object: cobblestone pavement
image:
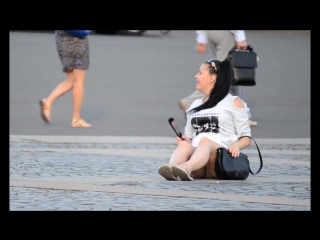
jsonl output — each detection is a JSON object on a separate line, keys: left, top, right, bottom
{"left": 9, "top": 135, "right": 310, "bottom": 211}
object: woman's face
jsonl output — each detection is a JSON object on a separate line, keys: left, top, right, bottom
{"left": 195, "top": 63, "right": 215, "bottom": 95}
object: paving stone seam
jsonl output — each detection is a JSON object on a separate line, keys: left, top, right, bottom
{"left": 10, "top": 180, "right": 309, "bottom": 207}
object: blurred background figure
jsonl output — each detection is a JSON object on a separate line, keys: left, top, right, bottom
{"left": 39, "top": 30, "right": 92, "bottom": 128}
{"left": 179, "top": 30, "right": 258, "bottom": 127}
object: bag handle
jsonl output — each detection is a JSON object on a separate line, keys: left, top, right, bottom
{"left": 239, "top": 136, "right": 263, "bottom": 175}
{"left": 229, "top": 44, "right": 254, "bottom": 53}
{"left": 228, "top": 45, "right": 259, "bottom": 62}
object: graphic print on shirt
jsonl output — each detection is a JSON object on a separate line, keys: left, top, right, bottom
{"left": 191, "top": 114, "right": 219, "bottom": 136}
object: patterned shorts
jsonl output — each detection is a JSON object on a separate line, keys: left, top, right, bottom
{"left": 55, "top": 30, "right": 89, "bottom": 72}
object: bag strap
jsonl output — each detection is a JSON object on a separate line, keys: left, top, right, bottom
{"left": 239, "top": 136, "right": 263, "bottom": 175}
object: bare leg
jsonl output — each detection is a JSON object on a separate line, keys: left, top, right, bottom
{"left": 158, "top": 140, "right": 195, "bottom": 180}
{"left": 69, "top": 69, "right": 91, "bottom": 127}
{"left": 168, "top": 140, "right": 195, "bottom": 166}
{"left": 40, "top": 70, "right": 74, "bottom": 122}
{"left": 181, "top": 138, "right": 223, "bottom": 179}
{"left": 46, "top": 70, "right": 74, "bottom": 105}
{"left": 40, "top": 69, "right": 91, "bottom": 127}
{"left": 71, "top": 69, "right": 85, "bottom": 121}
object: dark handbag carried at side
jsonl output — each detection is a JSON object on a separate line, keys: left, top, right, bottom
{"left": 228, "top": 45, "right": 258, "bottom": 86}
{"left": 215, "top": 136, "right": 263, "bottom": 180}
{"left": 64, "top": 30, "right": 90, "bottom": 39}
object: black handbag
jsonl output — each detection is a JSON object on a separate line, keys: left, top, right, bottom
{"left": 228, "top": 45, "right": 258, "bottom": 86}
{"left": 215, "top": 136, "right": 263, "bottom": 180}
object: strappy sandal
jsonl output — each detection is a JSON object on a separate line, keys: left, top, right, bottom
{"left": 172, "top": 163, "right": 193, "bottom": 181}
{"left": 71, "top": 119, "right": 92, "bottom": 128}
{"left": 39, "top": 99, "right": 51, "bottom": 123}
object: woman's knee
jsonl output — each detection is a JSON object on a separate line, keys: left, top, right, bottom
{"left": 198, "top": 138, "right": 221, "bottom": 149}
{"left": 198, "top": 137, "right": 211, "bottom": 145}
{"left": 176, "top": 140, "right": 194, "bottom": 154}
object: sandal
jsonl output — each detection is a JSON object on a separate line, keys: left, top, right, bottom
{"left": 158, "top": 164, "right": 177, "bottom": 181}
{"left": 71, "top": 119, "right": 92, "bottom": 128}
{"left": 39, "top": 99, "right": 51, "bottom": 123}
{"left": 172, "top": 163, "right": 193, "bottom": 181}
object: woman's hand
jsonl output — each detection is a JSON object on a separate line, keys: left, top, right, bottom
{"left": 228, "top": 137, "right": 251, "bottom": 157}
{"left": 176, "top": 135, "right": 191, "bottom": 144}
{"left": 228, "top": 143, "right": 241, "bottom": 157}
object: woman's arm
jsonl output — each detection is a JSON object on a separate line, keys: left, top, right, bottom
{"left": 228, "top": 97, "right": 252, "bottom": 157}
{"left": 228, "top": 137, "right": 251, "bottom": 157}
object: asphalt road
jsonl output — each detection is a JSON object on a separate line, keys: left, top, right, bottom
{"left": 9, "top": 30, "right": 310, "bottom": 138}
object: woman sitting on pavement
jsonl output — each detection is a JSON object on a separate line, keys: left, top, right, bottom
{"left": 158, "top": 58, "right": 252, "bottom": 181}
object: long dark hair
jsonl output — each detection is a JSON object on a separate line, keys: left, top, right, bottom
{"left": 188, "top": 58, "right": 232, "bottom": 114}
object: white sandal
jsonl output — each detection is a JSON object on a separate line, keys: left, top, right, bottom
{"left": 158, "top": 164, "right": 177, "bottom": 181}
{"left": 172, "top": 164, "right": 193, "bottom": 181}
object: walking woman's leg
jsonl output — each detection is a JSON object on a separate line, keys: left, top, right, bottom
{"left": 71, "top": 69, "right": 85, "bottom": 121}
{"left": 40, "top": 70, "right": 74, "bottom": 123}
{"left": 71, "top": 69, "right": 91, "bottom": 127}
{"left": 46, "top": 70, "right": 74, "bottom": 105}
